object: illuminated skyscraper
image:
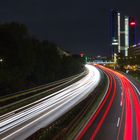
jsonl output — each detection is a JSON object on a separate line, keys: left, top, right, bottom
{"left": 110, "top": 10, "right": 118, "bottom": 46}
{"left": 124, "top": 16, "right": 129, "bottom": 56}
{"left": 110, "top": 10, "right": 120, "bottom": 62}
{"left": 129, "top": 17, "right": 136, "bottom": 47}
{"left": 110, "top": 10, "right": 136, "bottom": 59}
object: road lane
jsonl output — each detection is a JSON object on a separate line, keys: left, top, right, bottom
{"left": 76, "top": 66, "right": 120, "bottom": 140}
{"left": 0, "top": 65, "right": 101, "bottom": 140}
{"left": 76, "top": 66, "right": 140, "bottom": 140}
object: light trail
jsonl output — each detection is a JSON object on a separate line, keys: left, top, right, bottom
{"left": 123, "top": 78, "right": 133, "bottom": 140}
{"left": 110, "top": 70, "right": 140, "bottom": 140}
{"left": 0, "top": 65, "right": 101, "bottom": 140}
{"left": 117, "top": 78, "right": 126, "bottom": 140}
{"left": 76, "top": 65, "right": 140, "bottom": 140}
{"left": 103, "top": 67, "right": 140, "bottom": 140}
{"left": 125, "top": 78, "right": 140, "bottom": 140}
{"left": 90, "top": 72, "right": 116, "bottom": 140}
{"left": 76, "top": 69, "right": 114, "bottom": 140}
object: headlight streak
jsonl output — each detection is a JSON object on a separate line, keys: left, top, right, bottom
{"left": 1, "top": 65, "right": 101, "bottom": 140}
{"left": 76, "top": 69, "right": 114, "bottom": 140}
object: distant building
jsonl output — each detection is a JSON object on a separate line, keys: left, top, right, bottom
{"left": 110, "top": 10, "right": 119, "bottom": 57}
{"left": 110, "top": 10, "right": 137, "bottom": 61}
{"left": 129, "top": 17, "right": 136, "bottom": 47}
{"left": 128, "top": 44, "right": 140, "bottom": 56}
{"left": 128, "top": 44, "right": 140, "bottom": 65}
{"left": 110, "top": 10, "right": 129, "bottom": 57}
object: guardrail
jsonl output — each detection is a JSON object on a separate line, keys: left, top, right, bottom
{"left": 0, "top": 70, "right": 88, "bottom": 115}
{"left": 0, "top": 65, "right": 101, "bottom": 140}
{"left": 1, "top": 72, "right": 85, "bottom": 99}
{"left": 27, "top": 68, "right": 108, "bottom": 140}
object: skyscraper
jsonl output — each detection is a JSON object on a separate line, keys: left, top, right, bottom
{"left": 110, "top": 10, "right": 119, "bottom": 62}
{"left": 110, "top": 10, "right": 118, "bottom": 46}
{"left": 129, "top": 17, "right": 136, "bottom": 47}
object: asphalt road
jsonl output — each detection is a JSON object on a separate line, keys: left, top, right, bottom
{"left": 0, "top": 65, "right": 101, "bottom": 140}
{"left": 76, "top": 65, "right": 140, "bottom": 140}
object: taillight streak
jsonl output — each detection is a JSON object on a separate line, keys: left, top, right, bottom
{"left": 76, "top": 70, "right": 113, "bottom": 140}
{"left": 90, "top": 71, "right": 116, "bottom": 140}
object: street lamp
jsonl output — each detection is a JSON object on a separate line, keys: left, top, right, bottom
{"left": 0, "top": 59, "right": 3, "bottom": 62}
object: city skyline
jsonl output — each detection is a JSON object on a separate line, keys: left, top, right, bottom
{"left": 0, "top": 0, "right": 140, "bottom": 56}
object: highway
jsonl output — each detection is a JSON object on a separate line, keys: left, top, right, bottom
{"left": 0, "top": 65, "right": 101, "bottom": 140}
{"left": 0, "top": 70, "right": 87, "bottom": 114}
{"left": 76, "top": 65, "right": 140, "bottom": 140}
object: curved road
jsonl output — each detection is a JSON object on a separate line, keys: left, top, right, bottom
{"left": 0, "top": 65, "right": 101, "bottom": 140}
{"left": 76, "top": 65, "right": 140, "bottom": 140}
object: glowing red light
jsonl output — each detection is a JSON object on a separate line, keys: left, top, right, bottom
{"left": 130, "top": 21, "right": 136, "bottom": 26}
{"left": 80, "top": 53, "right": 84, "bottom": 57}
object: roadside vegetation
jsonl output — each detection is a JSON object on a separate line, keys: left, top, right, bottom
{"left": 0, "top": 22, "right": 84, "bottom": 97}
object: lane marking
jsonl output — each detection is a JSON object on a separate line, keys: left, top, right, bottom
{"left": 76, "top": 67, "right": 110, "bottom": 140}
{"left": 117, "top": 117, "right": 120, "bottom": 127}
{"left": 120, "top": 101, "right": 122, "bottom": 107}
{"left": 89, "top": 71, "right": 117, "bottom": 140}
{"left": 120, "top": 92, "right": 123, "bottom": 107}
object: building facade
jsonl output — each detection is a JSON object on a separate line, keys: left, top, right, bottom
{"left": 128, "top": 44, "right": 140, "bottom": 56}
{"left": 128, "top": 44, "right": 140, "bottom": 65}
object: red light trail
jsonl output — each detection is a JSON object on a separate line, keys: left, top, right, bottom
{"left": 76, "top": 65, "right": 140, "bottom": 140}
{"left": 76, "top": 70, "right": 114, "bottom": 140}
{"left": 130, "top": 21, "right": 136, "bottom": 26}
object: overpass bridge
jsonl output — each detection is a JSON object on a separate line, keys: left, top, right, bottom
{"left": 87, "top": 61, "right": 115, "bottom": 65}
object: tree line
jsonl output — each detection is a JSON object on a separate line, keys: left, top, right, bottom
{"left": 0, "top": 22, "right": 84, "bottom": 96}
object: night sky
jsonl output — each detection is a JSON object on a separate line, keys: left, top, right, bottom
{"left": 0, "top": 0, "right": 140, "bottom": 56}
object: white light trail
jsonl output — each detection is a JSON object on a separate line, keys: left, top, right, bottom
{"left": 0, "top": 65, "right": 101, "bottom": 140}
